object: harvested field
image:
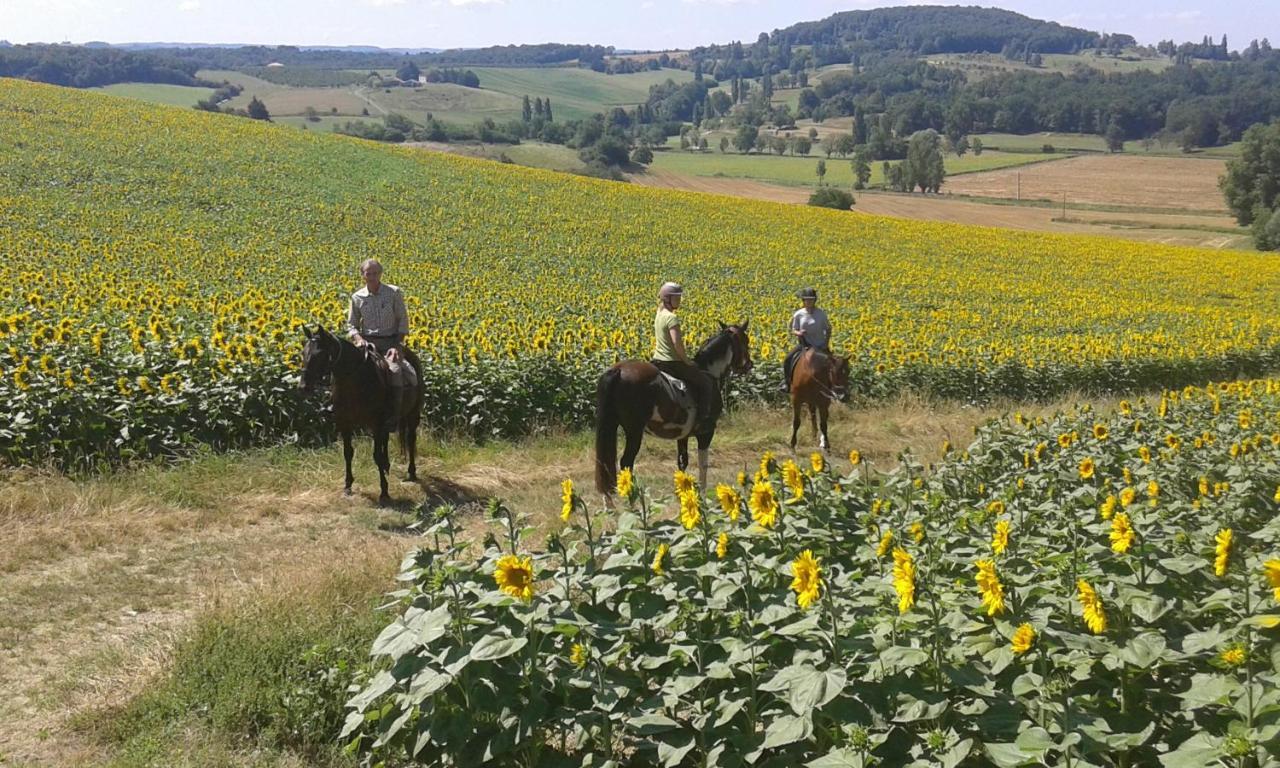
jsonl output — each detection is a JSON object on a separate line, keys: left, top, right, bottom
{"left": 631, "top": 169, "right": 1251, "bottom": 249}
{"left": 942, "top": 154, "right": 1231, "bottom": 212}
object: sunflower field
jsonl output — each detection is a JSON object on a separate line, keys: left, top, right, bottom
{"left": 344, "top": 379, "right": 1280, "bottom": 766}
{"left": 6, "top": 78, "right": 1280, "bottom": 467}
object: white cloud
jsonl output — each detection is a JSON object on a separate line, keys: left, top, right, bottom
{"left": 446, "top": 0, "right": 505, "bottom": 5}
{"left": 178, "top": 0, "right": 200, "bottom": 10}
{"left": 365, "top": 0, "right": 407, "bottom": 6}
{"left": 681, "top": 0, "right": 755, "bottom": 5}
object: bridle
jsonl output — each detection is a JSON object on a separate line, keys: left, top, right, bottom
{"left": 307, "top": 335, "right": 347, "bottom": 381}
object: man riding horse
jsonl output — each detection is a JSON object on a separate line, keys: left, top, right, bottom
{"left": 347, "top": 258, "right": 419, "bottom": 430}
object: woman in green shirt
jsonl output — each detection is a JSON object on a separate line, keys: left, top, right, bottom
{"left": 652, "top": 282, "right": 717, "bottom": 433}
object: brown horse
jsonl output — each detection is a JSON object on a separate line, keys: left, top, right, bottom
{"left": 789, "top": 344, "right": 851, "bottom": 453}
{"left": 595, "top": 322, "right": 753, "bottom": 497}
{"left": 298, "top": 326, "right": 423, "bottom": 505}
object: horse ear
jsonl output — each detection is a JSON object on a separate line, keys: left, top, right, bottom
{"left": 718, "top": 321, "right": 727, "bottom": 331}
{"left": 740, "top": 319, "right": 749, "bottom": 332}
{"left": 302, "top": 325, "right": 313, "bottom": 339}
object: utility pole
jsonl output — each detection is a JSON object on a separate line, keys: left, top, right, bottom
{"left": 1016, "top": 173, "right": 1021, "bottom": 202}
{"left": 1062, "top": 192, "right": 1067, "bottom": 219}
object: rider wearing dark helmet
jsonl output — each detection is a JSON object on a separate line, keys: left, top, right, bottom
{"left": 781, "top": 286, "right": 832, "bottom": 393}
{"left": 652, "top": 281, "right": 719, "bottom": 434}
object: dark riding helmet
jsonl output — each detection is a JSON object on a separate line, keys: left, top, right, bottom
{"left": 796, "top": 287, "right": 818, "bottom": 300}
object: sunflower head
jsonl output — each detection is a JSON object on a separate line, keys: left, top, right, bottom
{"left": 494, "top": 554, "right": 536, "bottom": 601}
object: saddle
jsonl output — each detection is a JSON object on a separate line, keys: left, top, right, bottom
{"left": 384, "top": 354, "right": 418, "bottom": 388}
{"left": 655, "top": 371, "right": 695, "bottom": 412}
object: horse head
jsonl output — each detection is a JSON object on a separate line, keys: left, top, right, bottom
{"left": 299, "top": 325, "right": 340, "bottom": 393}
{"left": 829, "top": 354, "right": 851, "bottom": 402}
{"left": 717, "top": 319, "right": 753, "bottom": 375}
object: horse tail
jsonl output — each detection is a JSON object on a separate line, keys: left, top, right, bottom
{"left": 594, "top": 366, "right": 622, "bottom": 495}
{"left": 398, "top": 349, "right": 425, "bottom": 460}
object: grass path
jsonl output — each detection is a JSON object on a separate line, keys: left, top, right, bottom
{"left": 0, "top": 394, "right": 1117, "bottom": 765}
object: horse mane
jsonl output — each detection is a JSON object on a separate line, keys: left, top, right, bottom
{"left": 693, "top": 327, "right": 734, "bottom": 368}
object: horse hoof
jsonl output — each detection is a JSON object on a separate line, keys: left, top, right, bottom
{"left": 343, "top": 487, "right": 353, "bottom": 497}
{"left": 379, "top": 494, "right": 392, "bottom": 507}
{"left": 406, "top": 473, "right": 418, "bottom": 482}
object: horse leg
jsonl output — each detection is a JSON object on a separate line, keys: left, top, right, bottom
{"left": 818, "top": 400, "right": 831, "bottom": 453}
{"left": 406, "top": 410, "right": 419, "bottom": 482}
{"left": 809, "top": 402, "right": 820, "bottom": 446}
{"left": 375, "top": 430, "right": 391, "bottom": 506}
{"left": 342, "top": 430, "right": 355, "bottom": 496}
{"left": 696, "top": 432, "right": 712, "bottom": 491}
{"left": 677, "top": 438, "right": 689, "bottom": 474}
{"left": 619, "top": 420, "right": 644, "bottom": 478}
{"left": 789, "top": 395, "right": 802, "bottom": 452}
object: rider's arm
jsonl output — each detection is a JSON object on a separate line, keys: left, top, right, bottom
{"left": 669, "top": 325, "right": 690, "bottom": 364}
{"left": 347, "top": 296, "right": 366, "bottom": 346}
{"left": 824, "top": 315, "right": 833, "bottom": 347}
{"left": 393, "top": 289, "right": 409, "bottom": 345}
{"left": 791, "top": 310, "right": 805, "bottom": 338}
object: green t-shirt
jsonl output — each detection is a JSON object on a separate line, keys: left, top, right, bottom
{"left": 653, "top": 308, "right": 681, "bottom": 362}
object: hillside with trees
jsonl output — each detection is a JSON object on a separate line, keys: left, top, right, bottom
{"left": 691, "top": 5, "right": 1102, "bottom": 78}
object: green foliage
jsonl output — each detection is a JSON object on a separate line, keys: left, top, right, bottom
{"left": 631, "top": 146, "right": 654, "bottom": 165}
{"left": 807, "top": 188, "right": 854, "bottom": 210}
{"left": 1251, "top": 204, "right": 1280, "bottom": 251}
{"left": 108, "top": 566, "right": 391, "bottom": 767}
{"left": 904, "top": 129, "right": 946, "bottom": 193}
{"left": 734, "top": 124, "right": 759, "bottom": 153}
{"left": 246, "top": 95, "right": 270, "bottom": 121}
{"left": 241, "top": 67, "right": 368, "bottom": 88}
{"left": 1221, "top": 120, "right": 1280, "bottom": 226}
{"left": 347, "top": 379, "right": 1280, "bottom": 766}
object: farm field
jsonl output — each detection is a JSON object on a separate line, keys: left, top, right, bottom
{"left": 193, "top": 65, "right": 691, "bottom": 125}
{"left": 92, "top": 82, "right": 215, "bottom": 107}
{"left": 5, "top": 79, "right": 1280, "bottom": 470}
{"left": 925, "top": 50, "right": 1174, "bottom": 79}
{"left": 409, "top": 139, "right": 589, "bottom": 173}
{"left": 469, "top": 66, "right": 693, "bottom": 121}
{"left": 647, "top": 148, "right": 1068, "bottom": 189}
{"left": 974, "top": 132, "right": 1243, "bottom": 157}
{"left": 944, "top": 154, "right": 1233, "bottom": 213}
{"left": 631, "top": 171, "right": 1252, "bottom": 250}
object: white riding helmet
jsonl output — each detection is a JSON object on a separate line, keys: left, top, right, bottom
{"left": 658, "top": 282, "right": 684, "bottom": 300}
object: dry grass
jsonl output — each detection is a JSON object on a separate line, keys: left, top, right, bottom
{"left": 942, "top": 154, "right": 1231, "bottom": 213}
{"left": 0, "top": 395, "right": 1120, "bottom": 766}
{"left": 630, "top": 170, "right": 1250, "bottom": 250}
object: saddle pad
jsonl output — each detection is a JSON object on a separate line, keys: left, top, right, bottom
{"left": 385, "top": 358, "right": 418, "bottom": 388}
{"left": 656, "top": 371, "right": 694, "bottom": 410}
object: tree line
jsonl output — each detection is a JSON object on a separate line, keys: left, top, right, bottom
{"left": 0, "top": 44, "right": 208, "bottom": 88}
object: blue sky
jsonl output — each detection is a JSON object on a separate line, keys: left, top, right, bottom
{"left": 2, "top": 1, "right": 1275, "bottom": 52}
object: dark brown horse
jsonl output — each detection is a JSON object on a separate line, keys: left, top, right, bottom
{"left": 298, "top": 326, "right": 423, "bottom": 505}
{"left": 595, "top": 322, "right": 753, "bottom": 497}
{"left": 789, "top": 343, "right": 850, "bottom": 453}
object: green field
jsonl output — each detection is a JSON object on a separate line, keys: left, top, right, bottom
{"left": 93, "top": 82, "right": 216, "bottom": 108}
{"left": 195, "top": 66, "right": 692, "bottom": 126}
{"left": 470, "top": 66, "right": 693, "bottom": 121}
{"left": 975, "top": 132, "right": 1242, "bottom": 157}
{"left": 924, "top": 50, "right": 1173, "bottom": 79}
{"left": 649, "top": 148, "right": 1068, "bottom": 188}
